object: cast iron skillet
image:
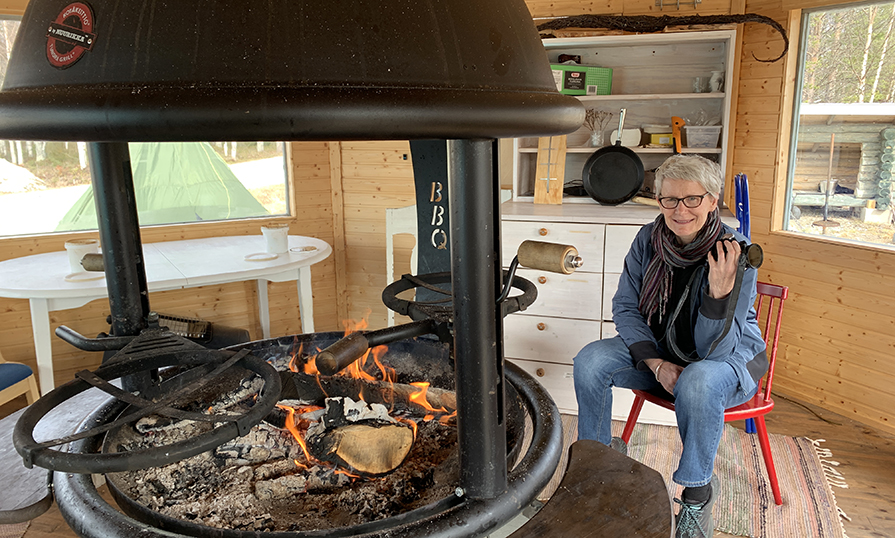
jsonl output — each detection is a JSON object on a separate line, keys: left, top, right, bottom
{"left": 582, "top": 108, "right": 645, "bottom": 205}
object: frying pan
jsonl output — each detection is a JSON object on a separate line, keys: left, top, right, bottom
{"left": 582, "top": 108, "right": 644, "bottom": 205}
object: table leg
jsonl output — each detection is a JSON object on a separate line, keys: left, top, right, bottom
{"left": 257, "top": 279, "right": 271, "bottom": 339}
{"left": 28, "top": 299, "right": 55, "bottom": 395}
{"left": 298, "top": 267, "right": 314, "bottom": 334}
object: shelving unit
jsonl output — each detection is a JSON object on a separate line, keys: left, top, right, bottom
{"left": 502, "top": 30, "right": 739, "bottom": 421}
{"left": 512, "top": 30, "right": 737, "bottom": 202}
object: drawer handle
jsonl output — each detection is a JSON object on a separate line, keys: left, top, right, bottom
{"left": 538, "top": 228, "right": 548, "bottom": 236}
{"left": 537, "top": 322, "right": 546, "bottom": 331}
{"left": 537, "top": 276, "right": 547, "bottom": 284}
{"left": 536, "top": 368, "right": 546, "bottom": 377}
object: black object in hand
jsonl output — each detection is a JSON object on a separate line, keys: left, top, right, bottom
{"left": 710, "top": 237, "right": 763, "bottom": 269}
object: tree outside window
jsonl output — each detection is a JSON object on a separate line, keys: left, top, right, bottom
{"left": 786, "top": 2, "right": 895, "bottom": 246}
{"left": 0, "top": 19, "right": 290, "bottom": 238}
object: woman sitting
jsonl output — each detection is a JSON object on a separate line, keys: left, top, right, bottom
{"left": 573, "top": 154, "right": 767, "bottom": 538}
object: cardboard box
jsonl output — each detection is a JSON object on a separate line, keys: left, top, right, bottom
{"left": 551, "top": 64, "right": 613, "bottom": 96}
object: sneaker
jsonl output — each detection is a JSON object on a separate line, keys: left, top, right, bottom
{"left": 609, "top": 436, "right": 628, "bottom": 456}
{"left": 674, "top": 474, "right": 719, "bottom": 538}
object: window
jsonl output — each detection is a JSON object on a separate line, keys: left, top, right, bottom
{"left": 786, "top": 2, "right": 895, "bottom": 246}
{"left": 0, "top": 19, "right": 289, "bottom": 238}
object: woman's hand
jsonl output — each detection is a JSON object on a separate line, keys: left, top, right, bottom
{"left": 654, "top": 360, "right": 683, "bottom": 394}
{"left": 707, "top": 237, "right": 741, "bottom": 299}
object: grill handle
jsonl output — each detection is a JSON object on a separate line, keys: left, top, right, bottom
{"left": 316, "top": 319, "right": 437, "bottom": 376}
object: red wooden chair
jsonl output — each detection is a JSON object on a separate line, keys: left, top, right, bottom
{"left": 620, "top": 282, "right": 788, "bottom": 506}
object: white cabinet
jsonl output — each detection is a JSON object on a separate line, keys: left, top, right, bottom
{"left": 512, "top": 30, "right": 737, "bottom": 202}
{"left": 501, "top": 202, "right": 677, "bottom": 424}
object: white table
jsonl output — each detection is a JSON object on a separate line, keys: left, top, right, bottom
{"left": 0, "top": 235, "right": 332, "bottom": 394}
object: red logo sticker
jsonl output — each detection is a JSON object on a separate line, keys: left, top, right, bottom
{"left": 46, "top": 2, "right": 96, "bottom": 69}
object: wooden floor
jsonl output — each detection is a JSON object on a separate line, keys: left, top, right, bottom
{"left": 1, "top": 391, "right": 893, "bottom": 538}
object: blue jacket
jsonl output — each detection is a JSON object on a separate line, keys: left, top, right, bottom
{"left": 612, "top": 221, "right": 768, "bottom": 394}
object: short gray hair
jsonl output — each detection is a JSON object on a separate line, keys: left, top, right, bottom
{"left": 654, "top": 155, "right": 723, "bottom": 198}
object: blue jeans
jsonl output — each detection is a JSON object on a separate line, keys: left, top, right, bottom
{"left": 573, "top": 336, "right": 757, "bottom": 487}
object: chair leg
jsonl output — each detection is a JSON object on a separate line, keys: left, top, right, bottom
{"left": 620, "top": 394, "right": 645, "bottom": 444}
{"left": 26, "top": 375, "right": 40, "bottom": 404}
{"left": 753, "top": 416, "right": 783, "bottom": 505}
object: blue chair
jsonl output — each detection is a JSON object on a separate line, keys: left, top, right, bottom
{"left": 0, "top": 351, "right": 40, "bottom": 408}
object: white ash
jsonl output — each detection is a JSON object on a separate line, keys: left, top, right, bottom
{"left": 161, "top": 492, "right": 273, "bottom": 532}
{"left": 211, "top": 376, "right": 266, "bottom": 410}
{"left": 254, "top": 458, "right": 298, "bottom": 481}
{"left": 135, "top": 376, "right": 264, "bottom": 434}
{"left": 304, "top": 465, "right": 353, "bottom": 491}
{"left": 215, "top": 422, "right": 297, "bottom": 465}
{"left": 254, "top": 474, "right": 307, "bottom": 501}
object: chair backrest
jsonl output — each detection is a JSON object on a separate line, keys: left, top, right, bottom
{"left": 754, "top": 282, "right": 788, "bottom": 403}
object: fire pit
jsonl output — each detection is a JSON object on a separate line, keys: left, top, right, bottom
{"left": 0, "top": 0, "right": 584, "bottom": 536}
{"left": 51, "top": 336, "right": 560, "bottom": 538}
{"left": 91, "top": 332, "right": 529, "bottom": 535}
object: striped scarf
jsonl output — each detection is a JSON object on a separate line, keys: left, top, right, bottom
{"left": 638, "top": 208, "right": 722, "bottom": 324}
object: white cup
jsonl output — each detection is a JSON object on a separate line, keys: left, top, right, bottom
{"left": 261, "top": 223, "right": 289, "bottom": 254}
{"left": 64, "top": 239, "right": 99, "bottom": 273}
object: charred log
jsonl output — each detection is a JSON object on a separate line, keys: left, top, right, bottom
{"left": 305, "top": 398, "right": 414, "bottom": 476}
{"left": 278, "top": 370, "right": 457, "bottom": 415}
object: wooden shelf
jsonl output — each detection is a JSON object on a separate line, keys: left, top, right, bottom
{"left": 513, "top": 30, "right": 737, "bottom": 201}
{"left": 518, "top": 146, "right": 722, "bottom": 154}
{"left": 578, "top": 93, "right": 725, "bottom": 102}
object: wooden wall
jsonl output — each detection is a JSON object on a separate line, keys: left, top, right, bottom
{"left": 735, "top": 0, "right": 895, "bottom": 434}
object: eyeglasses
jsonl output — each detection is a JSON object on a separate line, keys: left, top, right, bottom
{"left": 657, "top": 192, "right": 712, "bottom": 209}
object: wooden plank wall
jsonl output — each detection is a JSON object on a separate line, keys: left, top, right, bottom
{"left": 337, "top": 142, "right": 416, "bottom": 328}
{"left": 0, "top": 142, "right": 340, "bottom": 389}
{"left": 735, "top": 1, "right": 895, "bottom": 434}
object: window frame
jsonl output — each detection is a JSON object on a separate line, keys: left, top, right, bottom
{"left": 781, "top": 0, "right": 895, "bottom": 251}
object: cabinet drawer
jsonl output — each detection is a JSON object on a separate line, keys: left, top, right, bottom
{"left": 602, "top": 272, "right": 620, "bottom": 321}
{"left": 508, "top": 358, "right": 578, "bottom": 414}
{"left": 504, "top": 314, "right": 600, "bottom": 364}
{"left": 516, "top": 267, "right": 602, "bottom": 321}
{"left": 601, "top": 322, "right": 617, "bottom": 339}
{"left": 507, "top": 358, "right": 676, "bottom": 424}
{"left": 502, "top": 221, "right": 605, "bottom": 272}
{"left": 604, "top": 225, "right": 641, "bottom": 273}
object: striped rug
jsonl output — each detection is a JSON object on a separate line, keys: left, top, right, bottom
{"left": 540, "top": 418, "right": 850, "bottom": 538}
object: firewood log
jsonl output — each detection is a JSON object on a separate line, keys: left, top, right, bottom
{"left": 305, "top": 397, "right": 414, "bottom": 475}
{"left": 278, "top": 370, "right": 456, "bottom": 414}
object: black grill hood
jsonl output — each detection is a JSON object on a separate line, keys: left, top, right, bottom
{"left": 0, "top": 0, "right": 583, "bottom": 141}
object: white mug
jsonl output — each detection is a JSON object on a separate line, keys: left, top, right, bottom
{"left": 261, "top": 223, "right": 289, "bottom": 254}
{"left": 64, "top": 239, "right": 99, "bottom": 273}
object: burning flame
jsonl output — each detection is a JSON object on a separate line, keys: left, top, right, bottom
{"left": 396, "top": 416, "right": 418, "bottom": 439}
{"left": 277, "top": 403, "right": 321, "bottom": 463}
{"left": 409, "top": 382, "right": 447, "bottom": 413}
{"left": 334, "top": 468, "right": 361, "bottom": 479}
{"left": 288, "top": 339, "right": 321, "bottom": 375}
{"left": 408, "top": 382, "right": 457, "bottom": 424}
